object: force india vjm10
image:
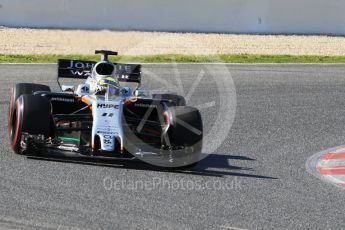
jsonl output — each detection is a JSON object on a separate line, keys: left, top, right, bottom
{"left": 7, "top": 51, "right": 203, "bottom": 168}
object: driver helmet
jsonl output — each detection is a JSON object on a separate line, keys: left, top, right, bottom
{"left": 96, "top": 76, "right": 120, "bottom": 95}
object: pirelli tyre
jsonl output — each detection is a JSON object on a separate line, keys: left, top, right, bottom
{"left": 165, "top": 106, "right": 203, "bottom": 168}
{"left": 10, "top": 95, "right": 52, "bottom": 155}
{"left": 153, "top": 94, "right": 186, "bottom": 106}
{"left": 123, "top": 104, "right": 203, "bottom": 168}
{"left": 8, "top": 83, "right": 51, "bottom": 135}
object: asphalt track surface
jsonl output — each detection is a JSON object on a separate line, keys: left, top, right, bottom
{"left": 0, "top": 64, "right": 345, "bottom": 229}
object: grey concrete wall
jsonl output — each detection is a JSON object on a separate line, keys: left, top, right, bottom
{"left": 0, "top": 0, "right": 344, "bottom": 35}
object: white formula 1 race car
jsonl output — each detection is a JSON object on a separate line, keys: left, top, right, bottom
{"left": 8, "top": 51, "right": 203, "bottom": 168}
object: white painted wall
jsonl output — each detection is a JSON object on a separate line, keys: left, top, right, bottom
{"left": 0, "top": 0, "right": 344, "bottom": 35}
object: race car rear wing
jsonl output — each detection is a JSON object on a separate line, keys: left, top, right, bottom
{"left": 57, "top": 59, "right": 142, "bottom": 89}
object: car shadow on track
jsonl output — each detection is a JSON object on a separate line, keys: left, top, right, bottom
{"left": 194, "top": 154, "right": 277, "bottom": 179}
{"left": 27, "top": 153, "right": 277, "bottom": 179}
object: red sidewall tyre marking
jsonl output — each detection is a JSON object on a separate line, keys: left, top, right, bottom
{"left": 7, "top": 87, "right": 13, "bottom": 135}
{"left": 12, "top": 99, "right": 21, "bottom": 149}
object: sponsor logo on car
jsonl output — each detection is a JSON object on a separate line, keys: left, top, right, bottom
{"left": 97, "top": 104, "right": 119, "bottom": 109}
{"left": 51, "top": 97, "right": 75, "bottom": 103}
{"left": 68, "top": 60, "right": 95, "bottom": 70}
{"left": 134, "top": 103, "right": 158, "bottom": 108}
{"left": 97, "top": 131, "right": 117, "bottom": 135}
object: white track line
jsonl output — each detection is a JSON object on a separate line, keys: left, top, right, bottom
{"left": 220, "top": 226, "right": 248, "bottom": 230}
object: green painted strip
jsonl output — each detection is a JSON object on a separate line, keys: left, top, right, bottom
{"left": 57, "top": 136, "right": 80, "bottom": 142}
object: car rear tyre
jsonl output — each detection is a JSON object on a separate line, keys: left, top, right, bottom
{"left": 10, "top": 95, "right": 52, "bottom": 155}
